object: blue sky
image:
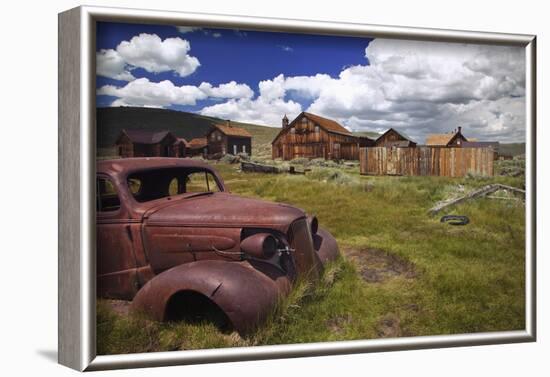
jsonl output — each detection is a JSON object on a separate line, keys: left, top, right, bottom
{"left": 96, "top": 22, "right": 525, "bottom": 142}
{"left": 96, "top": 22, "right": 372, "bottom": 113}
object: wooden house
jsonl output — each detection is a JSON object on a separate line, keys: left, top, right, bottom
{"left": 375, "top": 128, "right": 417, "bottom": 147}
{"left": 173, "top": 137, "right": 188, "bottom": 158}
{"left": 426, "top": 126, "right": 468, "bottom": 147}
{"left": 207, "top": 121, "right": 252, "bottom": 156}
{"left": 186, "top": 137, "right": 209, "bottom": 157}
{"left": 271, "top": 112, "right": 374, "bottom": 160}
{"left": 115, "top": 129, "right": 178, "bottom": 158}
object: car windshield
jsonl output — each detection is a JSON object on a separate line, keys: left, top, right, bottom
{"left": 127, "top": 167, "right": 222, "bottom": 203}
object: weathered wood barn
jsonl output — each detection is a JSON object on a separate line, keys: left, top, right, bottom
{"left": 207, "top": 121, "right": 252, "bottom": 156}
{"left": 426, "top": 126, "right": 468, "bottom": 147}
{"left": 271, "top": 112, "right": 374, "bottom": 160}
{"left": 115, "top": 129, "right": 179, "bottom": 158}
{"left": 375, "top": 128, "right": 417, "bottom": 147}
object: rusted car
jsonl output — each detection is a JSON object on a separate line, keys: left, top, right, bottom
{"left": 97, "top": 158, "right": 339, "bottom": 334}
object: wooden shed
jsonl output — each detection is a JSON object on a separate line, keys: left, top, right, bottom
{"left": 271, "top": 112, "right": 374, "bottom": 160}
{"left": 375, "top": 128, "right": 417, "bottom": 147}
{"left": 207, "top": 121, "right": 252, "bottom": 156}
{"left": 115, "top": 129, "right": 178, "bottom": 158}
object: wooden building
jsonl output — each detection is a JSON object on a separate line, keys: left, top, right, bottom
{"left": 271, "top": 112, "right": 374, "bottom": 160}
{"left": 173, "top": 137, "right": 188, "bottom": 158}
{"left": 375, "top": 128, "right": 417, "bottom": 147}
{"left": 426, "top": 126, "right": 468, "bottom": 147}
{"left": 186, "top": 137, "right": 209, "bottom": 157}
{"left": 207, "top": 121, "right": 252, "bottom": 156}
{"left": 115, "top": 129, "right": 178, "bottom": 158}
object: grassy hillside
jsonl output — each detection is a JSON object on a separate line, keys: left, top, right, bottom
{"left": 97, "top": 107, "right": 280, "bottom": 150}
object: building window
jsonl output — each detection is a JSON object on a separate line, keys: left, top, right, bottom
{"left": 290, "top": 128, "right": 295, "bottom": 134}
{"left": 217, "top": 134, "right": 222, "bottom": 141}
{"left": 233, "top": 144, "right": 237, "bottom": 154}
{"left": 211, "top": 133, "right": 216, "bottom": 141}
{"left": 302, "top": 117, "right": 308, "bottom": 125}
{"left": 242, "top": 145, "right": 246, "bottom": 153}
{"left": 315, "top": 126, "right": 320, "bottom": 133}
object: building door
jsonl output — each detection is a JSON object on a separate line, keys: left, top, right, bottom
{"left": 333, "top": 143, "right": 341, "bottom": 160}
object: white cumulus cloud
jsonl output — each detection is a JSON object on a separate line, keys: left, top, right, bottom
{"left": 200, "top": 39, "right": 525, "bottom": 142}
{"left": 116, "top": 33, "right": 200, "bottom": 77}
{"left": 96, "top": 49, "right": 135, "bottom": 81}
{"left": 198, "top": 81, "right": 254, "bottom": 99}
{"left": 96, "top": 33, "right": 200, "bottom": 81}
{"left": 200, "top": 97, "right": 302, "bottom": 126}
{"left": 98, "top": 78, "right": 254, "bottom": 108}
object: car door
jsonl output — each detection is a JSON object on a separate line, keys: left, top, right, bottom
{"left": 96, "top": 174, "right": 140, "bottom": 300}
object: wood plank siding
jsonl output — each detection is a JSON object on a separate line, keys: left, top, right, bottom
{"left": 272, "top": 112, "right": 374, "bottom": 160}
{"left": 360, "top": 146, "right": 495, "bottom": 177}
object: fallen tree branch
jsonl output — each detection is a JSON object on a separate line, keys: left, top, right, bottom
{"left": 428, "top": 183, "right": 525, "bottom": 215}
{"left": 486, "top": 196, "right": 523, "bottom": 201}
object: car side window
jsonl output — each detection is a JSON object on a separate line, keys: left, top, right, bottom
{"left": 185, "top": 172, "right": 220, "bottom": 193}
{"left": 168, "top": 177, "right": 180, "bottom": 196}
{"left": 97, "top": 177, "right": 120, "bottom": 212}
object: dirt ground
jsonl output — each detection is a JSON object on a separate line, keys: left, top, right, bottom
{"left": 343, "top": 247, "right": 417, "bottom": 283}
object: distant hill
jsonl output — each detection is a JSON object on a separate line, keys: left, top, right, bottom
{"left": 498, "top": 143, "right": 526, "bottom": 157}
{"left": 97, "top": 107, "right": 280, "bottom": 149}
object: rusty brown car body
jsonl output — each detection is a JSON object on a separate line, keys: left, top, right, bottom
{"left": 96, "top": 158, "right": 339, "bottom": 334}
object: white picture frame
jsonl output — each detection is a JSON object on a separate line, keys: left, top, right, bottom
{"left": 58, "top": 5, "right": 536, "bottom": 371}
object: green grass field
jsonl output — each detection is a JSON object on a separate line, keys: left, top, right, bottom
{"left": 97, "top": 159, "right": 525, "bottom": 355}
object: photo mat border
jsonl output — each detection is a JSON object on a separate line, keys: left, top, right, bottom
{"left": 58, "top": 5, "right": 537, "bottom": 371}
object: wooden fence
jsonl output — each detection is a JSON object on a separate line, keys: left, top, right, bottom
{"left": 359, "top": 147, "right": 495, "bottom": 177}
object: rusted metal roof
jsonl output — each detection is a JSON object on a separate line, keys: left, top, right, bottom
{"left": 425, "top": 133, "right": 457, "bottom": 146}
{"left": 119, "top": 129, "right": 175, "bottom": 144}
{"left": 212, "top": 123, "right": 252, "bottom": 138}
{"left": 188, "top": 137, "right": 208, "bottom": 149}
{"left": 302, "top": 112, "right": 351, "bottom": 135}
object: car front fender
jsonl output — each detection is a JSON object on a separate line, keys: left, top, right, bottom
{"left": 313, "top": 227, "right": 340, "bottom": 264}
{"left": 131, "top": 259, "right": 291, "bottom": 334}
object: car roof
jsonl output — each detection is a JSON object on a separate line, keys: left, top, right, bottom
{"left": 97, "top": 157, "right": 215, "bottom": 177}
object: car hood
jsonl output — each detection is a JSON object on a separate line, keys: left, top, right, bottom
{"left": 143, "top": 192, "right": 305, "bottom": 232}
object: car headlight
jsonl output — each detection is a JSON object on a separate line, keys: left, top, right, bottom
{"left": 240, "top": 233, "right": 277, "bottom": 259}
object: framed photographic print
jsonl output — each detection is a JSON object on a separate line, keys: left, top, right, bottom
{"left": 58, "top": 5, "right": 536, "bottom": 371}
